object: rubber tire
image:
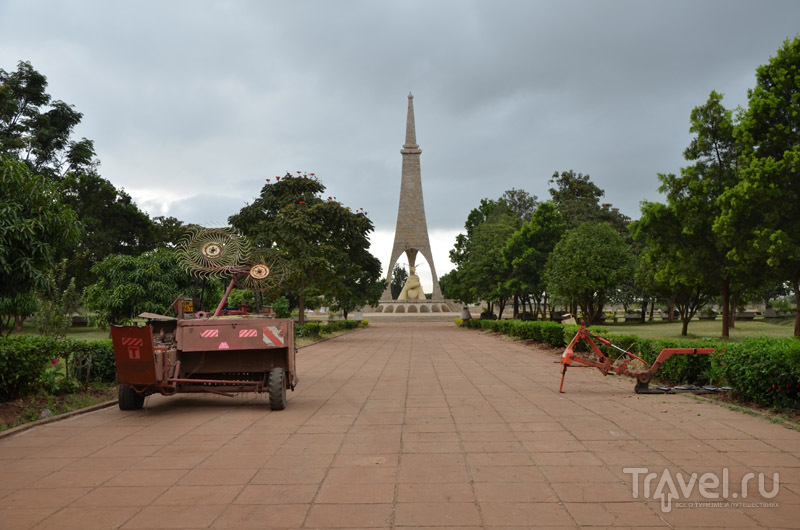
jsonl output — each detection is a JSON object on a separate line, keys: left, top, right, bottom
{"left": 268, "top": 368, "right": 287, "bottom": 411}
{"left": 118, "top": 385, "right": 144, "bottom": 410}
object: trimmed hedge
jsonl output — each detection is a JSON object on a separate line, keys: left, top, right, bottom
{"left": 456, "top": 318, "right": 800, "bottom": 410}
{"left": 295, "top": 319, "right": 363, "bottom": 338}
{"left": 458, "top": 318, "right": 608, "bottom": 349}
{"left": 0, "top": 336, "right": 115, "bottom": 400}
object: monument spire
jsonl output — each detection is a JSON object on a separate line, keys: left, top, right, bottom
{"left": 404, "top": 93, "right": 419, "bottom": 150}
{"left": 381, "top": 93, "right": 444, "bottom": 301}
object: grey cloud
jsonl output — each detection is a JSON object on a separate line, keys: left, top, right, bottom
{"left": 1, "top": 0, "right": 798, "bottom": 237}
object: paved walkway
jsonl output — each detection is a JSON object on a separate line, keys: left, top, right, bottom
{"left": 1, "top": 322, "right": 799, "bottom": 529}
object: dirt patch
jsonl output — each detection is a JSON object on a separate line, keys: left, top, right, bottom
{"left": 0, "top": 385, "right": 117, "bottom": 431}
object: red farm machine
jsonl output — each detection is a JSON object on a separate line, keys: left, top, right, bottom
{"left": 110, "top": 228, "right": 296, "bottom": 411}
{"left": 559, "top": 323, "right": 719, "bottom": 394}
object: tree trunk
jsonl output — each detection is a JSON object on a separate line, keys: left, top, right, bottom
{"left": 14, "top": 314, "right": 24, "bottom": 332}
{"left": 542, "top": 293, "right": 549, "bottom": 321}
{"left": 681, "top": 318, "right": 690, "bottom": 336}
{"left": 513, "top": 296, "right": 519, "bottom": 318}
{"left": 298, "top": 279, "right": 306, "bottom": 325}
{"left": 343, "top": 308, "right": 349, "bottom": 320}
{"left": 793, "top": 276, "right": 800, "bottom": 338}
{"left": 668, "top": 300, "right": 674, "bottom": 322}
{"left": 729, "top": 292, "right": 738, "bottom": 329}
{"left": 649, "top": 300, "right": 655, "bottom": 321}
{"left": 721, "top": 276, "right": 730, "bottom": 338}
{"left": 640, "top": 299, "right": 648, "bottom": 324}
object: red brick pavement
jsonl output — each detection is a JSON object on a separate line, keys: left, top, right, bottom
{"left": 1, "top": 322, "right": 798, "bottom": 528}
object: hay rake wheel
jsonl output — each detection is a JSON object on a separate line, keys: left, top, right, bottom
{"left": 176, "top": 227, "right": 289, "bottom": 316}
{"left": 177, "top": 227, "right": 252, "bottom": 278}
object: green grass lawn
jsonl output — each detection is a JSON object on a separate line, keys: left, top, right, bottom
{"left": 9, "top": 322, "right": 111, "bottom": 341}
{"left": 601, "top": 317, "right": 796, "bottom": 341}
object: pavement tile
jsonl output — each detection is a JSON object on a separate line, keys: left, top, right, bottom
{"left": 331, "top": 453, "right": 399, "bottom": 467}
{"left": 122, "top": 504, "right": 227, "bottom": 528}
{"left": 152, "top": 485, "right": 244, "bottom": 505}
{"left": 323, "top": 466, "right": 398, "bottom": 485}
{"left": 655, "top": 503, "right": 758, "bottom": 527}
{"left": 305, "top": 503, "right": 393, "bottom": 528}
{"left": 565, "top": 501, "right": 667, "bottom": 527}
{"left": 398, "top": 465, "right": 470, "bottom": 484}
{"left": 551, "top": 481, "right": 639, "bottom": 503}
{"left": 0, "top": 487, "right": 91, "bottom": 508}
{"left": 473, "top": 482, "right": 558, "bottom": 503}
{"left": 73, "top": 485, "right": 168, "bottom": 506}
{"left": 396, "top": 483, "right": 475, "bottom": 503}
{"left": 315, "top": 482, "right": 396, "bottom": 504}
{"left": 0, "top": 506, "right": 59, "bottom": 530}
{"left": 394, "top": 502, "right": 482, "bottom": 526}
{"left": 33, "top": 506, "right": 140, "bottom": 529}
{"left": 30, "top": 468, "right": 120, "bottom": 488}
{"left": 470, "top": 465, "right": 547, "bottom": 483}
{"left": 177, "top": 467, "right": 257, "bottom": 485}
{"left": 105, "top": 468, "right": 189, "bottom": 487}
{"left": 480, "top": 502, "right": 574, "bottom": 527}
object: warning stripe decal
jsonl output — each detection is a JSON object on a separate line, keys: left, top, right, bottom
{"left": 121, "top": 337, "right": 143, "bottom": 346}
{"left": 239, "top": 329, "right": 257, "bottom": 338}
{"left": 200, "top": 329, "right": 219, "bottom": 338}
{"left": 262, "top": 326, "right": 285, "bottom": 347}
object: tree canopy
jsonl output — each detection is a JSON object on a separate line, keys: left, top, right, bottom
{"left": 85, "top": 248, "right": 195, "bottom": 325}
{"left": 501, "top": 201, "right": 566, "bottom": 319}
{"left": 544, "top": 222, "right": 633, "bottom": 325}
{"left": 0, "top": 61, "right": 96, "bottom": 178}
{"left": 58, "top": 172, "right": 161, "bottom": 289}
{"left": 715, "top": 37, "right": 800, "bottom": 337}
{"left": 0, "top": 157, "right": 81, "bottom": 301}
{"left": 229, "top": 172, "right": 382, "bottom": 323}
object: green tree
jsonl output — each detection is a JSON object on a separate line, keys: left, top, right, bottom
{"left": 500, "top": 188, "right": 538, "bottom": 223}
{"left": 58, "top": 172, "right": 158, "bottom": 289}
{"left": 34, "top": 260, "right": 80, "bottom": 339}
{"left": 659, "top": 91, "right": 745, "bottom": 337}
{"left": 0, "top": 61, "right": 96, "bottom": 178}
{"left": 544, "top": 222, "right": 633, "bottom": 325}
{"left": 85, "top": 248, "right": 194, "bottom": 325}
{"left": 0, "top": 292, "right": 37, "bottom": 335}
{"left": 448, "top": 196, "right": 521, "bottom": 316}
{"left": 501, "top": 201, "right": 566, "bottom": 319}
{"left": 548, "top": 170, "right": 629, "bottom": 233}
{"left": 0, "top": 157, "right": 81, "bottom": 303}
{"left": 716, "top": 37, "right": 800, "bottom": 337}
{"left": 632, "top": 202, "right": 714, "bottom": 335}
{"left": 391, "top": 264, "right": 408, "bottom": 299}
{"left": 230, "top": 172, "right": 382, "bottom": 324}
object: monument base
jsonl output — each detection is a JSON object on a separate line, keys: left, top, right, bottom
{"left": 370, "top": 299, "right": 460, "bottom": 314}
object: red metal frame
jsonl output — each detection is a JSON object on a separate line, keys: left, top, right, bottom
{"left": 559, "top": 323, "right": 715, "bottom": 393}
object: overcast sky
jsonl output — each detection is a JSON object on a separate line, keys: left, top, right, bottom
{"left": 2, "top": 0, "right": 798, "bottom": 287}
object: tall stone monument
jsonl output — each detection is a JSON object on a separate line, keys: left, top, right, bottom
{"left": 381, "top": 93, "right": 444, "bottom": 302}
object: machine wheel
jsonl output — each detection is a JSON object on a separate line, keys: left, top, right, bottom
{"left": 118, "top": 385, "right": 145, "bottom": 410}
{"left": 268, "top": 368, "right": 287, "bottom": 411}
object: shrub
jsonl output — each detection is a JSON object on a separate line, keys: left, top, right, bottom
{"left": 0, "top": 335, "right": 58, "bottom": 399}
{"left": 62, "top": 339, "right": 116, "bottom": 384}
{"left": 0, "top": 335, "right": 115, "bottom": 400}
{"left": 272, "top": 296, "right": 291, "bottom": 319}
{"left": 295, "top": 320, "right": 361, "bottom": 338}
{"left": 296, "top": 322, "right": 322, "bottom": 338}
{"left": 718, "top": 338, "right": 800, "bottom": 410}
